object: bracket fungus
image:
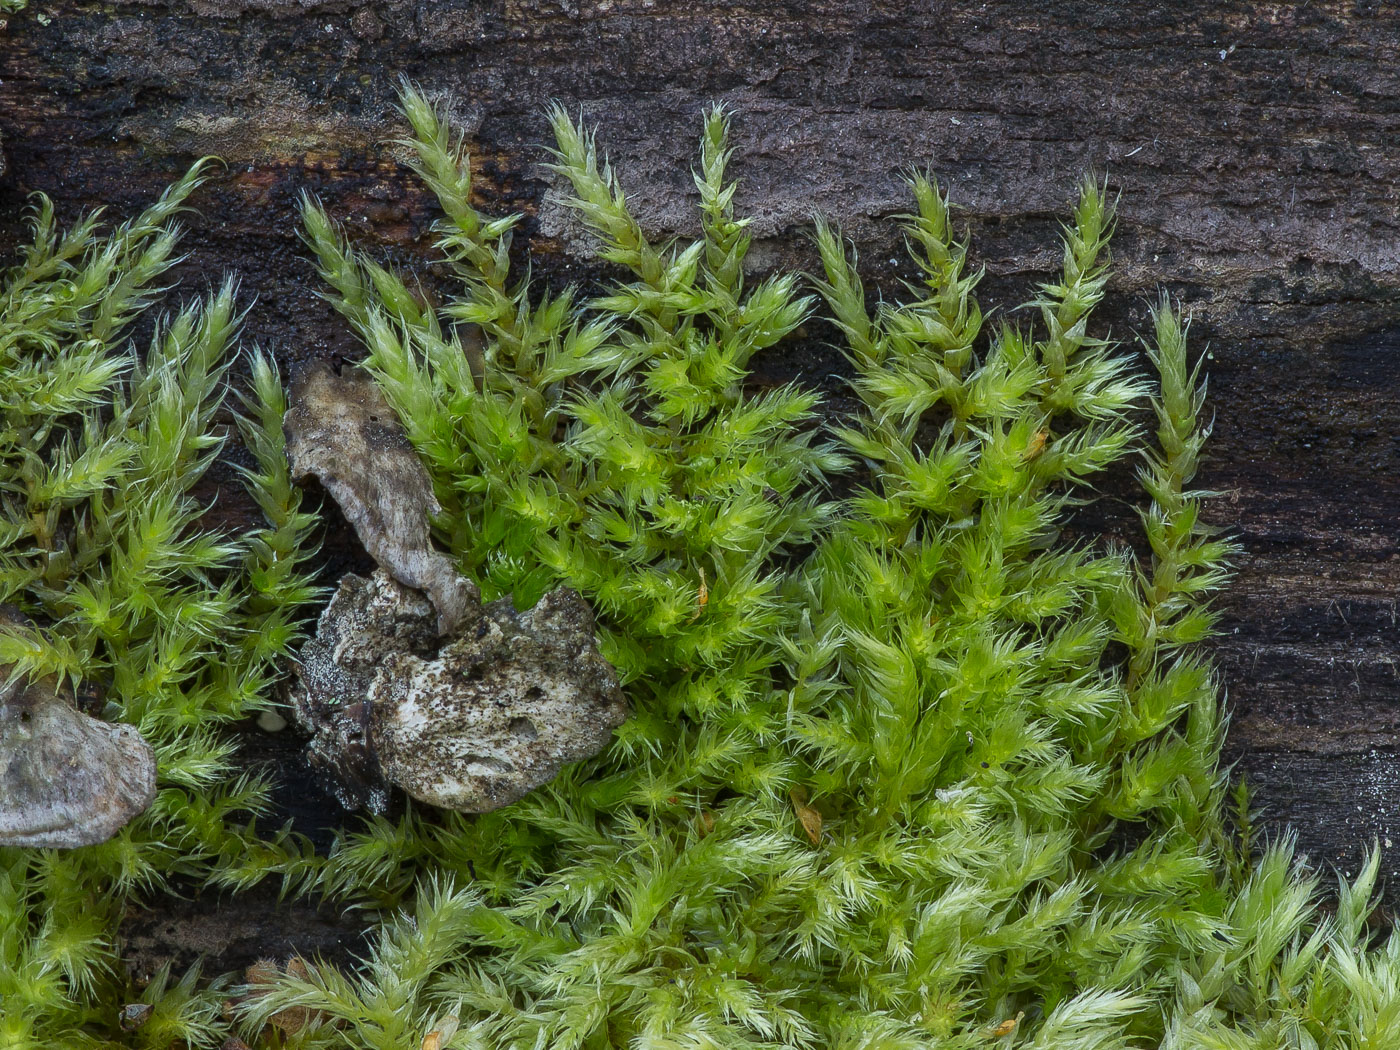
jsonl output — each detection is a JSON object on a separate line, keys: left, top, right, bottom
{"left": 285, "top": 366, "right": 628, "bottom": 814}
{"left": 0, "top": 611, "right": 157, "bottom": 848}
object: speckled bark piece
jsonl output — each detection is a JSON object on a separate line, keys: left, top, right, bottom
{"left": 284, "top": 364, "right": 476, "bottom": 635}
{"left": 291, "top": 570, "right": 627, "bottom": 814}
{"left": 0, "top": 613, "right": 157, "bottom": 848}
{"left": 289, "top": 571, "right": 437, "bottom": 812}
{"left": 370, "top": 583, "right": 629, "bottom": 812}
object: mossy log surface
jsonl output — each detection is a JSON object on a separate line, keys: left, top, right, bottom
{"left": 5, "top": 0, "right": 1400, "bottom": 959}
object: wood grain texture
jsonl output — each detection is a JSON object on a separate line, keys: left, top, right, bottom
{"left": 4, "top": 1, "right": 1400, "bottom": 941}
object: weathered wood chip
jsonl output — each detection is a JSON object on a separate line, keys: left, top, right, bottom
{"left": 293, "top": 570, "right": 628, "bottom": 814}
{"left": 0, "top": 610, "right": 156, "bottom": 849}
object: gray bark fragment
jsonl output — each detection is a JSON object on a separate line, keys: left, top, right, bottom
{"left": 292, "top": 570, "right": 627, "bottom": 813}
{"left": 372, "top": 580, "right": 629, "bottom": 812}
{"left": 0, "top": 613, "right": 157, "bottom": 849}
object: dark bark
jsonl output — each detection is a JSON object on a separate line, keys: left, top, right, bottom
{"left": 5, "top": 0, "right": 1400, "bottom": 958}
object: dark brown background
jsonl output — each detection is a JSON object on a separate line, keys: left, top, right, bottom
{"left": 4, "top": 0, "right": 1400, "bottom": 953}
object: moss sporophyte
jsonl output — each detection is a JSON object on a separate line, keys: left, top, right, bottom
{"left": 2, "top": 85, "right": 1398, "bottom": 1048}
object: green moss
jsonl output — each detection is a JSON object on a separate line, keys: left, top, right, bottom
{"left": 5, "top": 87, "right": 1400, "bottom": 1049}
{"left": 0, "top": 164, "right": 319, "bottom": 1048}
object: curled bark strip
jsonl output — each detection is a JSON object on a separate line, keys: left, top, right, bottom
{"left": 284, "top": 364, "right": 476, "bottom": 634}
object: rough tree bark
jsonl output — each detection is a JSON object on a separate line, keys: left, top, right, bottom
{"left": 4, "top": 0, "right": 1400, "bottom": 965}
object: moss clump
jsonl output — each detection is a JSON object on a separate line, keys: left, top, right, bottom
{"left": 246, "top": 87, "right": 1397, "bottom": 1048}
{"left": 4, "top": 88, "right": 1399, "bottom": 1049}
{"left": 0, "top": 163, "right": 319, "bottom": 1048}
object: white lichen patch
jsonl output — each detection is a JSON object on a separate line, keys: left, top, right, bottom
{"left": 292, "top": 570, "right": 627, "bottom": 814}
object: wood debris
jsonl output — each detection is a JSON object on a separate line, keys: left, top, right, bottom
{"left": 0, "top": 608, "right": 156, "bottom": 848}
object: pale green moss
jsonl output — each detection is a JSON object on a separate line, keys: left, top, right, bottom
{"left": 4, "top": 88, "right": 1399, "bottom": 1050}
{"left": 0, "top": 164, "right": 319, "bottom": 1049}
{"left": 257, "top": 87, "right": 1400, "bottom": 1049}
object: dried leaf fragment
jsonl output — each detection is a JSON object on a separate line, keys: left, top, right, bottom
{"left": 1024, "top": 429, "right": 1049, "bottom": 460}
{"left": 0, "top": 611, "right": 156, "bottom": 848}
{"left": 789, "top": 786, "right": 822, "bottom": 844}
{"left": 689, "top": 567, "right": 708, "bottom": 622}
{"left": 285, "top": 364, "right": 476, "bottom": 634}
{"left": 989, "top": 1011, "right": 1024, "bottom": 1038}
{"left": 243, "top": 958, "right": 279, "bottom": 987}
{"left": 423, "top": 1012, "right": 460, "bottom": 1050}
{"left": 239, "top": 957, "right": 325, "bottom": 1037}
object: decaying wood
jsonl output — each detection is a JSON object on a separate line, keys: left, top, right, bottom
{"left": 4, "top": 0, "right": 1400, "bottom": 925}
{"left": 283, "top": 365, "right": 627, "bottom": 815}
{"left": 293, "top": 568, "right": 627, "bottom": 814}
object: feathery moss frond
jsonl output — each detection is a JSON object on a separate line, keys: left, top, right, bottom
{"left": 246, "top": 93, "right": 1400, "bottom": 1050}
